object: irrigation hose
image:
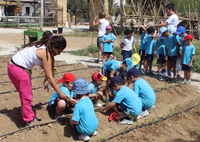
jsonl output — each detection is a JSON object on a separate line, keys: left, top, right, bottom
{"left": 101, "top": 102, "right": 200, "bottom": 142}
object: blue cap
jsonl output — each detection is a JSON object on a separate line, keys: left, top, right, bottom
{"left": 175, "top": 26, "right": 185, "bottom": 35}
{"left": 124, "top": 59, "right": 133, "bottom": 72}
{"left": 158, "top": 27, "right": 167, "bottom": 37}
{"left": 109, "top": 76, "right": 123, "bottom": 87}
{"left": 72, "top": 78, "right": 89, "bottom": 95}
{"left": 126, "top": 67, "right": 139, "bottom": 77}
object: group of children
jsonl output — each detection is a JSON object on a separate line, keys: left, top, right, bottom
{"left": 48, "top": 54, "right": 156, "bottom": 141}
{"left": 139, "top": 25, "right": 195, "bottom": 83}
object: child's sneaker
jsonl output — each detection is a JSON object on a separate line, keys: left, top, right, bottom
{"left": 55, "top": 114, "right": 62, "bottom": 119}
{"left": 158, "top": 75, "right": 164, "bottom": 81}
{"left": 92, "top": 130, "right": 97, "bottom": 136}
{"left": 163, "top": 70, "right": 168, "bottom": 76}
{"left": 93, "top": 102, "right": 102, "bottom": 107}
{"left": 186, "top": 80, "right": 191, "bottom": 84}
{"left": 78, "top": 134, "right": 91, "bottom": 141}
{"left": 139, "top": 70, "right": 145, "bottom": 75}
{"left": 118, "top": 119, "right": 133, "bottom": 125}
{"left": 181, "top": 80, "right": 187, "bottom": 84}
{"left": 147, "top": 105, "right": 154, "bottom": 112}
{"left": 137, "top": 109, "right": 149, "bottom": 119}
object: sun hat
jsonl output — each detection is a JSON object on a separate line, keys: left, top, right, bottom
{"left": 175, "top": 26, "right": 186, "bottom": 35}
{"left": 182, "top": 34, "right": 193, "bottom": 41}
{"left": 123, "top": 59, "right": 133, "bottom": 72}
{"left": 158, "top": 27, "right": 167, "bottom": 37}
{"left": 146, "top": 26, "right": 155, "bottom": 34}
{"left": 168, "top": 26, "right": 176, "bottom": 35}
{"left": 57, "top": 73, "right": 75, "bottom": 83}
{"left": 72, "top": 78, "right": 89, "bottom": 95}
{"left": 131, "top": 53, "right": 141, "bottom": 65}
{"left": 106, "top": 25, "right": 112, "bottom": 30}
{"left": 126, "top": 67, "right": 140, "bottom": 77}
{"left": 109, "top": 76, "right": 123, "bottom": 87}
{"left": 92, "top": 71, "right": 107, "bottom": 81}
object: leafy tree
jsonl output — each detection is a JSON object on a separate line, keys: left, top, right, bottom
{"left": 67, "top": 0, "right": 89, "bottom": 24}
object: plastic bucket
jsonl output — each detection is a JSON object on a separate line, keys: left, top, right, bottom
{"left": 53, "top": 30, "right": 57, "bottom": 34}
{"left": 58, "top": 28, "right": 63, "bottom": 34}
{"left": 28, "top": 36, "right": 37, "bottom": 42}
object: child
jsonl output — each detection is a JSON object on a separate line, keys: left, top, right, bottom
{"left": 143, "top": 27, "right": 157, "bottom": 74}
{"left": 162, "top": 26, "right": 178, "bottom": 82}
{"left": 70, "top": 78, "right": 98, "bottom": 141}
{"left": 138, "top": 26, "right": 147, "bottom": 73}
{"left": 102, "top": 59, "right": 133, "bottom": 104}
{"left": 102, "top": 25, "right": 116, "bottom": 64}
{"left": 49, "top": 73, "right": 77, "bottom": 119}
{"left": 120, "top": 28, "right": 136, "bottom": 60}
{"left": 175, "top": 26, "right": 187, "bottom": 78}
{"left": 126, "top": 67, "right": 156, "bottom": 119}
{"left": 155, "top": 27, "right": 167, "bottom": 80}
{"left": 181, "top": 34, "right": 195, "bottom": 84}
{"left": 99, "top": 76, "right": 142, "bottom": 125}
{"left": 88, "top": 71, "right": 107, "bottom": 107}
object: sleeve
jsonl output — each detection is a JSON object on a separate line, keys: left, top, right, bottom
{"left": 102, "top": 35, "right": 105, "bottom": 42}
{"left": 60, "top": 86, "right": 71, "bottom": 98}
{"left": 191, "top": 46, "right": 195, "bottom": 55}
{"left": 165, "top": 16, "right": 172, "bottom": 25}
{"left": 111, "top": 62, "right": 119, "bottom": 71}
{"left": 134, "top": 83, "right": 140, "bottom": 97}
{"left": 132, "top": 36, "right": 135, "bottom": 44}
{"left": 113, "top": 92, "right": 124, "bottom": 104}
{"left": 112, "top": 33, "right": 116, "bottom": 41}
{"left": 70, "top": 91, "right": 76, "bottom": 98}
{"left": 88, "top": 84, "right": 92, "bottom": 94}
{"left": 72, "top": 105, "right": 80, "bottom": 122}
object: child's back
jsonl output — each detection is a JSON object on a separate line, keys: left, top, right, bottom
{"left": 164, "top": 34, "right": 177, "bottom": 57}
{"left": 73, "top": 97, "right": 98, "bottom": 135}
{"left": 144, "top": 34, "right": 155, "bottom": 55}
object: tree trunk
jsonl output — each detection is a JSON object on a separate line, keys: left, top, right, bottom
{"left": 104, "top": 0, "right": 110, "bottom": 19}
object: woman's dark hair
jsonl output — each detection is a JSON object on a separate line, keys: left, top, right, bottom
{"left": 165, "top": 3, "right": 175, "bottom": 11}
{"left": 21, "top": 30, "right": 66, "bottom": 76}
{"left": 99, "top": 12, "right": 106, "bottom": 19}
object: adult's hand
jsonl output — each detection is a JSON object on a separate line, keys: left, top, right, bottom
{"left": 68, "top": 98, "right": 78, "bottom": 105}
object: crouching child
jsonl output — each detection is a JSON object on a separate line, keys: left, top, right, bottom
{"left": 69, "top": 78, "right": 98, "bottom": 141}
{"left": 99, "top": 76, "right": 142, "bottom": 125}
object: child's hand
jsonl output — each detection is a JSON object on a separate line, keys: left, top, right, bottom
{"left": 68, "top": 98, "right": 78, "bottom": 105}
{"left": 165, "top": 56, "right": 168, "bottom": 61}
{"left": 120, "top": 42, "right": 125, "bottom": 48}
{"left": 99, "top": 108, "right": 104, "bottom": 113}
{"left": 188, "top": 62, "right": 192, "bottom": 67}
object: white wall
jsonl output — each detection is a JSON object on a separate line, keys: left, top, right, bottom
{"left": 113, "top": 0, "right": 126, "bottom": 7}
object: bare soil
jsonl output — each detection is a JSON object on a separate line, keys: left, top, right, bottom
{"left": 0, "top": 33, "right": 200, "bottom": 142}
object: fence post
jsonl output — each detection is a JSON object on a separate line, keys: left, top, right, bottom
{"left": 17, "top": 14, "right": 19, "bottom": 28}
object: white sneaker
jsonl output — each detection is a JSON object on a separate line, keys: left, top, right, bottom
{"left": 186, "top": 80, "right": 191, "bottom": 84}
{"left": 181, "top": 80, "right": 187, "bottom": 84}
{"left": 137, "top": 109, "right": 149, "bottom": 119}
{"left": 147, "top": 105, "right": 155, "bottom": 112}
{"left": 93, "top": 102, "right": 102, "bottom": 107}
{"left": 118, "top": 119, "right": 133, "bottom": 125}
{"left": 92, "top": 131, "right": 97, "bottom": 136}
{"left": 78, "top": 134, "right": 90, "bottom": 141}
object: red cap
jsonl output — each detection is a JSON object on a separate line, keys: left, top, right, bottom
{"left": 182, "top": 34, "right": 193, "bottom": 41}
{"left": 57, "top": 73, "right": 75, "bottom": 83}
{"left": 92, "top": 72, "right": 107, "bottom": 81}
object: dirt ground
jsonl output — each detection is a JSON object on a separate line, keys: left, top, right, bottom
{"left": 0, "top": 33, "right": 200, "bottom": 142}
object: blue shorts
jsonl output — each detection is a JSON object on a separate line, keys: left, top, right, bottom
{"left": 102, "top": 68, "right": 116, "bottom": 80}
{"left": 157, "top": 54, "right": 166, "bottom": 64}
{"left": 182, "top": 64, "right": 192, "bottom": 71}
{"left": 168, "top": 56, "right": 177, "bottom": 63}
{"left": 116, "top": 103, "right": 128, "bottom": 112}
{"left": 146, "top": 54, "right": 153, "bottom": 62}
{"left": 139, "top": 49, "right": 146, "bottom": 60}
{"left": 121, "top": 50, "right": 132, "bottom": 60}
{"left": 97, "top": 36, "right": 103, "bottom": 47}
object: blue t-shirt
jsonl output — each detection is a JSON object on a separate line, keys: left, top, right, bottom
{"left": 113, "top": 86, "right": 142, "bottom": 116}
{"left": 143, "top": 34, "right": 155, "bottom": 54}
{"left": 72, "top": 97, "right": 98, "bottom": 135}
{"left": 164, "top": 34, "right": 178, "bottom": 56}
{"left": 102, "top": 33, "right": 116, "bottom": 52}
{"left": 103, "top": 60, "right": 121, "bottom": 72}
{"left": 134, "top": 78, "right": 156, "bottom": 109}
{"left": 176, "top": 33, "right": 187, "bottom": 50}
{"left": 182, "top": 44, "right": 195, "bottom": 65}
{"left": 156, "top": 37, "right": 165, "bottom": 55}
{"left": 88, "top": 81, "right": 99, "bottom": 94}
{"left": 49, "top": 85, "right": 76, "bottom": 105}
{"left": 139, "top": 33, "right": 147, "bottom": 50}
